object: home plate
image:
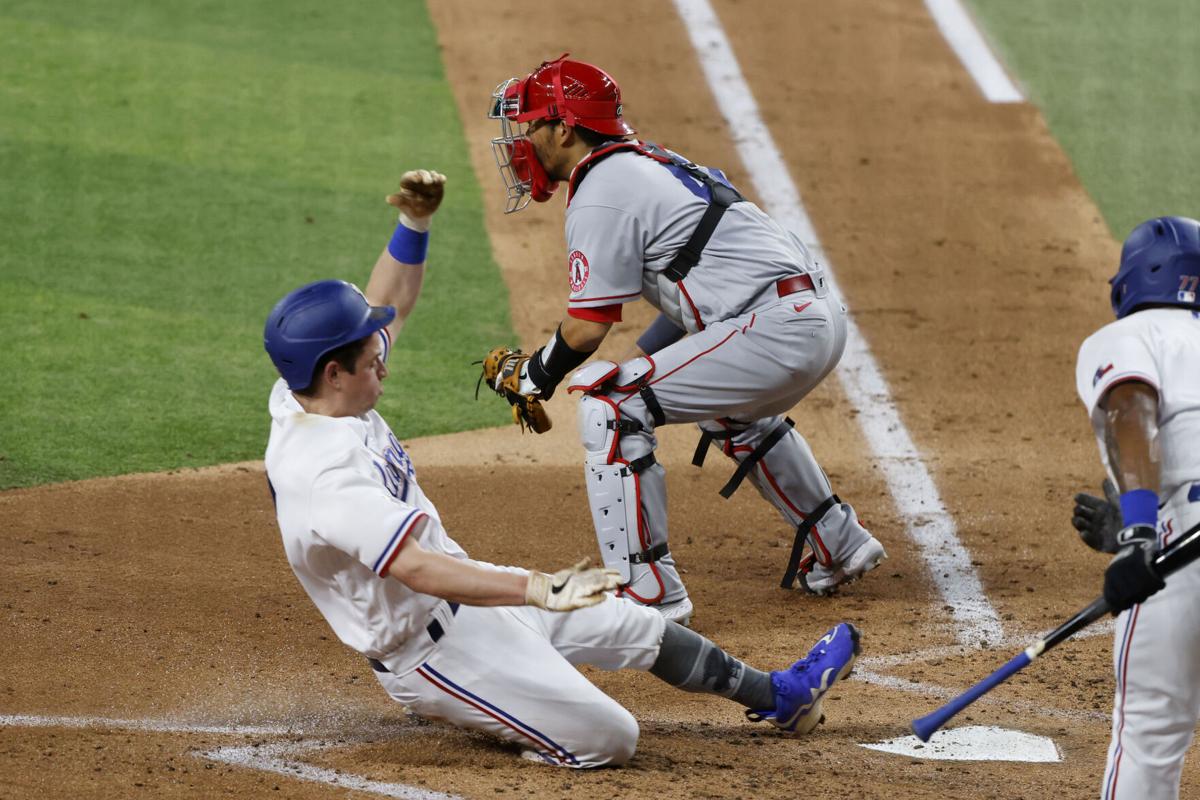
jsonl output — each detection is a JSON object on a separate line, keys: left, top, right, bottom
{"left": 860, "top": 726, "right": 1061, "bottom": 762}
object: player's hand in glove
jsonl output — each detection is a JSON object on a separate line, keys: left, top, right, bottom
{"left": 526, "top": 559, "right": 621, "bottom": 612}
{"left": 386, "top": 169, "right": 446, "bottom": 230}
{"left": 1104, "top": 533, "right": 1165, "bottom": 613}
{"left": 477, "top": 346, "right": 552, "bottom": 433}
{"left": 1072, "top": 478, "right": 1122, "bottom": 553}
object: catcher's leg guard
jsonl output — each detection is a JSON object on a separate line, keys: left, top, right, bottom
{"left": 577, "top": 393, "right": 686, "bottom": 608}
{"left": 696, "top": 417, "right": 885, "bottom": 592}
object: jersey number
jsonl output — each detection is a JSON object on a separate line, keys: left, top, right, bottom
{"left": 663, "top": 161, "right": 738, "bottom": 201}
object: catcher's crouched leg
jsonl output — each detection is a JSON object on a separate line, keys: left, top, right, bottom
{"left": 574, "top": 373, "right": 688, "bottom": 620}
{"left": 695, "top": 417, "right": 885, "bottom": 594}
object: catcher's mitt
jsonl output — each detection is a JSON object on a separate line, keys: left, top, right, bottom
{"left": 477, "top": 346, "right": 552, "bottom": 434}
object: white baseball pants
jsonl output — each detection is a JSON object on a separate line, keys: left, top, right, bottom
{"left": 372, "top": 596, "right": 665, "bottom": 768}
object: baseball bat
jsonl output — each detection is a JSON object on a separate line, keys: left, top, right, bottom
{"left": 910, "top": 520, "right": 1200, "bottom": 742}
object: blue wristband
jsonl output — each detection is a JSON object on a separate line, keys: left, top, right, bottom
{"left": 1119, "top": 489, "right": 1158, "bottom": 528}
{"left": 387, "top": 221, "right": 430, "bottom": 264}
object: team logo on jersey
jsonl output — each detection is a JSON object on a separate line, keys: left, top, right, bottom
{"left": 374, "top": 431, "right": 415, "bottom": 501}
{"left": 1092, "top": 363, "right": 1114, "bottom": 387}
{"left": 568, "top": 250, "right": 590, "bottom": 293}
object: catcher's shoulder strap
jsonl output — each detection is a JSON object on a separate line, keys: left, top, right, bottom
{"left": 567, "top": 140, "right": 745, "bottom": 283}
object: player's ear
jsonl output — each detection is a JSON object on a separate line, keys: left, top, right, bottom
{"left": 323, "top": 359, "right": 342, "bottom": 390}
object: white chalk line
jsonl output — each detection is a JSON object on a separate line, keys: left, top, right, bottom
{"left": 851, "top": 667, "right": 1107, "bottom": 723}
{"left": 848, "top": 622, "right": 1118, "bottom": 723}
{"left": 0, "top": 714, "right": 294, "bottom": 736}
{"left": 201, "top": 739, "right": 461, "bottom": 800}
{"left": 672, "top": 0, "right": 1004, "bottom": 647}
{"left": 0, "top": 714, "right": 459, "bottom": 800}
{"left": 924, "top": 0, "right": 1024, "bottom": 103}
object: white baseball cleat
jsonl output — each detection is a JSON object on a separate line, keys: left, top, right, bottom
{"left": 651, "top": 596, "right": 694, "bottom": 627}
{"left": 797, "top": 537, "right": 887, "bottom": 596}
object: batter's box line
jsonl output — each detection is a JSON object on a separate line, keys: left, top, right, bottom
{"left": 199, "top": 739, "right": 460, "bottom": 800}
{"left": 0, "top": 714, "right": 458, "bottom": 800}
{"left": 848, "top": 622, "right": 1117, "bottom": 724}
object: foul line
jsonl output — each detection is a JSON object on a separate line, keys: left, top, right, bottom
{"left": 672, "top": 0, "right": 1004, "bottom": 646}
{"left": 924, "top": 0, "right": 1024, "bottom": 103}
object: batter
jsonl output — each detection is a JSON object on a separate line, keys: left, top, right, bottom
{"left": 485, "top": 56, "right": 886, "bottom": 624}
{"left": 262, "top": 168, "right": 863, "bottom": 768}
{"left": 1071, "top": 215, "right": 1200, "bottom": 799}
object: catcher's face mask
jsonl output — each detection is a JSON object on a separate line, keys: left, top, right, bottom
{"left": 489, "top": 77, "right": 560, "bottom": 213}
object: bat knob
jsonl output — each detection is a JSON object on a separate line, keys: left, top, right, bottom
{"left": 910, "top": 716, "right": 938, "bottom": 742}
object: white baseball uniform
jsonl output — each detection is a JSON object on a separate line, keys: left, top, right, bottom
{"left": 1075, "top": 307, "right": 1200, "bottom": 800}
{"left": 564, "top": 144, "right": 881, "bottom": 607}
{"left": 264, "top": 330, "right": 666, "bottom": 767}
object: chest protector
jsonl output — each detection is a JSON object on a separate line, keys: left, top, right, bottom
{"left": 567, "top": 141, "right": 745, "bottom": 282}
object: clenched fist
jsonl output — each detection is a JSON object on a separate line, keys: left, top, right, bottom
{"left": 386, "top": 169, "right": 446, "bottom": 230}
{"left": 526, "top": 559, "right": 621, "bottom": 612}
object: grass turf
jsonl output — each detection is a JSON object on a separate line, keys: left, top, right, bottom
{"left": 0, "top": 1, "right": 515, "bottom": 488}
{"left": 968, "top": 0, "right": 1200, "bottom": 239}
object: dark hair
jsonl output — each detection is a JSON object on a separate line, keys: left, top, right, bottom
{"left": 294, "top": 335, "right": 370, "bottom": 398}
{"left": 574, "top": 125, "right": 628, "bottom": 149}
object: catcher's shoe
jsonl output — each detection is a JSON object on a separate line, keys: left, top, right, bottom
{"left": 798, "top": 536, "right": 887, "bottom": 596}
{"left": 746, "top": 622, "right": 861, "bottom": 734}
{"left": 651, "top": 596, "right": 694, "bottom": 627}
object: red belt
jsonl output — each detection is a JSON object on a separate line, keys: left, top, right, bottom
{"left": 776, "top": 274, "right": 814, "bottom": 297}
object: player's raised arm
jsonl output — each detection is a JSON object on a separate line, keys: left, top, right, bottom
{"left": 365, "top": 169, "right": 447, "bottom": 339}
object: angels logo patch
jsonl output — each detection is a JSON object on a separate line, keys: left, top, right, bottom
{"left": 568, "top": 250, "right": 590, "bottom": 293}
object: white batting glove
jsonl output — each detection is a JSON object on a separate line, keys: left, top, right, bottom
{"left": 386, "top": 169, "right": 447, "bottom": 231}
{"left": 525, "top": 559, "right": 621, "bottom": 612}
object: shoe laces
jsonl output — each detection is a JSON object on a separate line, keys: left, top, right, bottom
{"left": 774, "top": 647, "right": 827, "bottom": 698}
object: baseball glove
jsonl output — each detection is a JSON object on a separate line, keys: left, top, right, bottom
{"left": 477, "top": 346, "right": 552, "bottom": 434}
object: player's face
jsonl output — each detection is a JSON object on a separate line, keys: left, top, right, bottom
{"left": 342, "top": 335, "right": 388, "bottom": 415}
{"left": 527, "top": 120, "right": 570, "bottom": 180}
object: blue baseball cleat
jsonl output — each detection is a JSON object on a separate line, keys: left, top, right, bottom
{"left": 746, "top": 622, "right": 861, "bottom": 734}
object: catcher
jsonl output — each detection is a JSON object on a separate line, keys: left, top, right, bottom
{"left": 478, "top": 56, "right": 885, "bottom": 626}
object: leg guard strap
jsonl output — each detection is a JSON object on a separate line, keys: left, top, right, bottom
{"left": 639, "top": 383, "right": 667, "bottom": 427}
{"left": 630, "top": 541, "right": 670, "bottom": 565}
{"left": 780, "top": 494, "right": 841, "bottom": 589}
{"left": 691, "top": 426, "right": 734, "bottom": 467}
{"left": 718, "top": 418, "right": 796, "bottom": 499}
{"left": 610, "top": 418, "right": 644, "bottom": 434}
{"left": 627, "top": 453, "right": 657, "bottom": 474}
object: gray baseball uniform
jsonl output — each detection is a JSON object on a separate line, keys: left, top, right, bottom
{"left": 566, "top": 143, "right": 885, "bottom": 615}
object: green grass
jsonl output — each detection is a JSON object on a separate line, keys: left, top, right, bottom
{"left": 0, "top": 1, "right": 515, "bottom": 488}
{"left": 968, "top": 0, "right": 1200, "bottom": 238}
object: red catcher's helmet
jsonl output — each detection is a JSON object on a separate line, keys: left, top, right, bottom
{"left": 508, "top": 55, "right": 635, "bottom": 136}
{"left": 489, "top": 54, "right": 635, "bottom": 213}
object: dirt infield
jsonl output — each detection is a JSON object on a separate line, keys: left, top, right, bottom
{"left": 4, "top": 1, "right": 1196, "bottom": 798}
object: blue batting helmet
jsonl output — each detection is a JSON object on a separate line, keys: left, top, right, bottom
{"left": 1111, "top": 216, "right": 1200, "bottom": 319}
{"left": 263, "top": 280, "right": 396, "bottom": 390}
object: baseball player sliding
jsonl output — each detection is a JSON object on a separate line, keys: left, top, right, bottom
{"left": 480, "top": 55, "right": 886, "bottom": 625}
{"left": 261, "top": 169, "right": 862, "bottom": 767}
{"left": 1070, "top": 216, "right": 1200, "bottom": 799}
